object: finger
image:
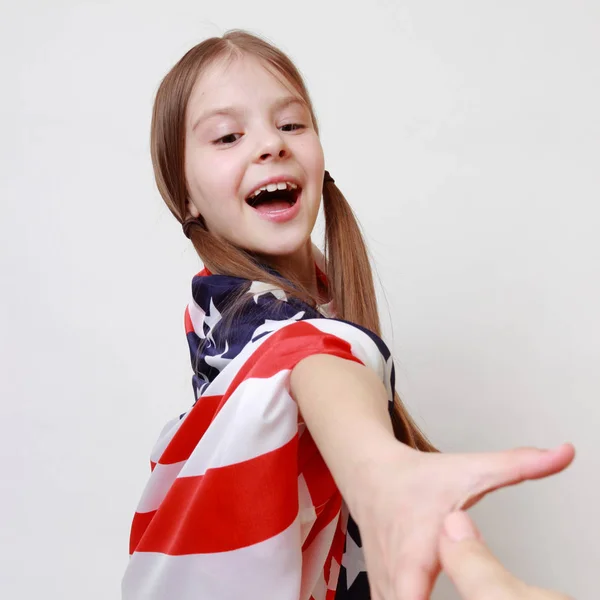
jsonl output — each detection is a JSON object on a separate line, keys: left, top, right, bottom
{"left": 439, "top": 511, "right": 523, "bottom": 600}
{"left": 475, "top": 443, "right": 575, "bottom": 497}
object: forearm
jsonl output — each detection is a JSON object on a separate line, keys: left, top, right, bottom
{"left": 290, "top": 353, "right": 415, "bottom": 512}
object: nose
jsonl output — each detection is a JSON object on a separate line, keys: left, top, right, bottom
{"left": 255, "top": 127, "right": 290, "bottom": 163}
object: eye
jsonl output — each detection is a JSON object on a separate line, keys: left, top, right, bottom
{"left": 213, "top": 133, "right": 242, "bottom": 145}
{"left": 280, "top": 123, "right": 305, "bottom": 132}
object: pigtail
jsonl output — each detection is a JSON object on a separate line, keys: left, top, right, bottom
{"left": 322, "top": 180, "right": 437, "bottom": 452}
{"left": 322, "top": 179, "right": 380, "bottom": 335}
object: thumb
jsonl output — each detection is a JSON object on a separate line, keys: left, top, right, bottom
{"left": 439, "top": 511, "right": 523, "bottom": 600}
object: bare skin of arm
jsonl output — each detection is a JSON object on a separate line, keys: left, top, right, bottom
{"left": 290, "top": 353, "right": 405, "bottom": 509}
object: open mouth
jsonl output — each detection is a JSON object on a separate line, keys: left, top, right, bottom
{"left": 245, "top": 185, "right": 302, "bottom": 212}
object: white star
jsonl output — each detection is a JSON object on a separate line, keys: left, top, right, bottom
{"left": 195, "top": 372, "right": 210, "bottom": 398}
{"left": 342, "top": 533, "right": 366, "bottom": 588}
{"left": 204, "top": 340, "right": 231, "bottom": 372}
{"left": 188, "top": 300, "right": 206, "bottom": 339}
{"left": 247, "top": 280, "right": 287, "bottom": 302}
{"left": 204, "top": 298, "right": 222, "bottom": 346}
{"left": 317, "top": 300, "right": 335, "bottom": 318}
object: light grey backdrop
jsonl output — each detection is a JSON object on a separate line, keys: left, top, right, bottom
{"left": 1, "top": 1, "right": 598, "bottom": 598}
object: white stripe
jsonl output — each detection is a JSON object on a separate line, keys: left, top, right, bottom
{"left": 328, "top": 556, "right": 342, "bottom": 592}
{"left": 149, "top": 417, "right": 186, "bottom": 464}
{"left": 302, "top": 318, "right": 386, "bottom": 381}
{"left": 340, "top": 502, "right": 349, "bottom": 535}
{"left": 181, "top": 371, "right": 297, "bottom": 478}
{"left": 298, "top": 473, "right": 317, "bottom": 545}
{"left": 136, "top": 461, "right": 186, "bottom": 514}
{"left": 123, "top": 516, "right": 303, "bottom": 600}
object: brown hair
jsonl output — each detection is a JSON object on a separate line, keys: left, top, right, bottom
{"left": 150, "top": 29, "right": 436, "bottom": 452}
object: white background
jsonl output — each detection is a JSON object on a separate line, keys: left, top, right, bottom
{"left": 1, "top": 1, "right": 598, "bottom": 598}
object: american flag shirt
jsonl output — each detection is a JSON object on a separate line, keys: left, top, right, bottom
{"left": 123, "top": 265, "right": 397, "bottom": 599}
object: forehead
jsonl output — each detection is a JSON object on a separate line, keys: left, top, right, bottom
{"left": 188, "top": 55, "right": 300, "bottom": 117}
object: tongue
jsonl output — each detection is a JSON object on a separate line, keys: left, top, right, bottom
{"left": 253, "top": 199, "right": 292, "bottom": 213}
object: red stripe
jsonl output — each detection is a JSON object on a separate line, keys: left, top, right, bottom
{"left": 136, "top": 435, "right": 299, "bottom": 554}
{"left": 299, "top": 430, "right": 337, "bottom": 512}
{"left": 159, "top": 394, "right": 223, "bottom": 465}
{"left": 302, "top": 491, "right": 342, "bottom": 552}
{"left": 184, "top": 305, "right": 194, "bottom": 335}
{"left": 129, "top": 510, "right": 156, "bottom": 555}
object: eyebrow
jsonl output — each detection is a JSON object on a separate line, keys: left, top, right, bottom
{"left": 191, "top": 95, "right": 307, "bottom": 132}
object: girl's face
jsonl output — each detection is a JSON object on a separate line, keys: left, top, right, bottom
{"left": 184, "top": 55, "right": 325, "bottom": 261}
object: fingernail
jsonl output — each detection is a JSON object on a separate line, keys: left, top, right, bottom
{"left": 444, "top": 511, "right": 481, "bottom": 542}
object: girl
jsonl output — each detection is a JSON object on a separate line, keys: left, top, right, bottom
{"left": 123, "top": 30, "right": 574, "bottom": 600}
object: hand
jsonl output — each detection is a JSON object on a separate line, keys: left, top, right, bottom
{"left": 440, "top": 510, "right": 573, "bottom": 599}
{"left": 349, "top": 442, "right": 575, "bottom": 600}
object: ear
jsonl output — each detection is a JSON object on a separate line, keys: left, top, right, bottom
{"left": 186, "top": 197, "right": 201, "bottom": 219}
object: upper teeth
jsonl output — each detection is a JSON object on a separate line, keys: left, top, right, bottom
{"left": 248, "top": 181, "right": 298, "bottom": 199}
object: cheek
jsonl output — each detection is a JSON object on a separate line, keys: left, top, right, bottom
{"left": 197, "top": 180, "right": 246, "bottom": 235}
{"left": 187, "top": 153, "right": 239, "bottom": 215}
{"left": 300, "top": 136, "right": 325, "bottom": 173}
{"left": 202, "top": 152, "right": 244, "bottom": 193}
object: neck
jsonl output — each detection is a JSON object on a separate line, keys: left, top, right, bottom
{"left": 258, "top": 240, "right": 319, "bottom": 298}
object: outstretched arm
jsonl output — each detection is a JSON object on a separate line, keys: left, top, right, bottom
{"left": 290, "top": 354, "right": 575, "bottom": 600}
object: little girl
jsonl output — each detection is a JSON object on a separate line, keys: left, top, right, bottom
{"left": 123, "top": 30, "right": 573, "bottom": 600}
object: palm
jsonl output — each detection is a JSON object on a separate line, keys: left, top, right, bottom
{"left": 352, "top": 443, "right": 575, "bottom": 600}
